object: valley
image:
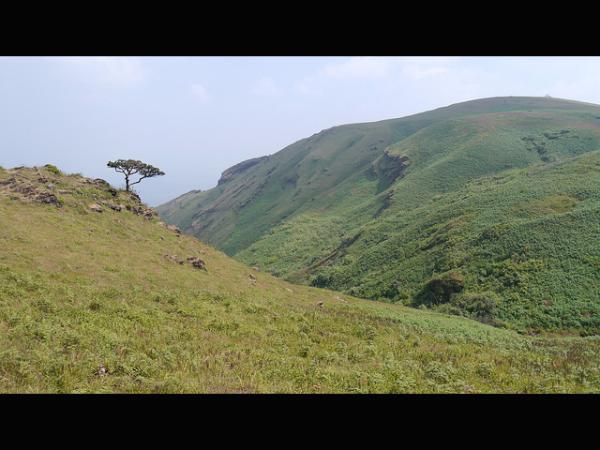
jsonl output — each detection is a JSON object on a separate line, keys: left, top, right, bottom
{"left": 158, "top": 97, "right": 600, "bottom": 335}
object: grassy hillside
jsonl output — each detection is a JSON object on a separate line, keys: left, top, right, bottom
{"left": 2, "top": 165, "right": 600, "bottom": 392}
{"left": 158, "top": 97, "right": 600, "bottom": 334}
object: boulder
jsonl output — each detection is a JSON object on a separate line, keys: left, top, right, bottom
{"left": 129, "top": 191, "right": 142, "bottom": 203}
{"left": 167, "top": 224, "right": 181, "bottom": 235}
{"left": 164, "top": 254, "right": 184, "bottom": 265}
{"left": 187, "top": 256, "right": 207, "bottom": 270}
{"left": 89, "top": 203, "right": 103, "bottom": 213}
{"left": 96, "top": 364, "right": 108, "bottom": 377}
{"left": 36, "top": 192, "right": 60, "bottom": 206}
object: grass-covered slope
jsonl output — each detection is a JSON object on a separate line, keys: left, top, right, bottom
{"left": 2, "top": 165, "right": 600, "bottom": 393}
{"left": 158, "top": 97, "right": 600, "bottom": 334}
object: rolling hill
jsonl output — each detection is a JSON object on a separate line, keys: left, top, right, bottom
{"left": 158, "top": 96, "right": 600, "bottom": 334}
{"left": 3, "top": 165, "right": 600, "bottom": 392}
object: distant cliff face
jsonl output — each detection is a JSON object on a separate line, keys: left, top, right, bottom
{"left": 218, "top": 156, "right": 270, "bottom": 185}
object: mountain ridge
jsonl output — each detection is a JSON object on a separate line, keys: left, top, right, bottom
{"left": 158, "top": 96, "right": 600, "bottom": 334}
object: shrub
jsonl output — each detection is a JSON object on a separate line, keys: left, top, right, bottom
{"left": 310, "top": 273, "right": 332, "bottom": 288}
{"left": 451, "top": 291, "right": 499, "bottom": 322}
{"left": 44, "top": 164, "right": 61, "bottom": 175}
{"left": 414, "top": 271, "right": 464, "bottom": 306}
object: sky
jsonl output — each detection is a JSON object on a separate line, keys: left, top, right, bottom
{"left": 2, "top": 56, "right": 600, "bottom": 206}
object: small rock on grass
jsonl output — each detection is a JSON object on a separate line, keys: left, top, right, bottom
{"left": 96, "top": 364, "right": 108, "bottom": 377}
{"left": 109, "top": 204, "right": 125, "bottom": 212}
{"left": 164, "top": 254, "right": 185, "bottom": 265}
{"left": 188, "top": 256, "right": 207, "bottom": 270}
{"left": 167, "top": 224, "right": 181, "bottom": 235}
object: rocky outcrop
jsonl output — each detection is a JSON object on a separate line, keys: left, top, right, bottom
{"left": 0, "top": 174, "right": 62, "bottom": 207}
{"left": 369, "top": 150, "right": 410, "bottom": 193}
{"left": 217, "top": 156, "right": 269, "bottom": 185}
{"left": 167, "top": 224, "right": 181, "bottom": 235}
{"left": 0, "top": 167, "right": 165, "bottom": 219}
{"left": 109, "top": 203, "right": 124, "bottom": 212}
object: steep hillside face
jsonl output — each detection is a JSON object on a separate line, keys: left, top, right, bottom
{"left": 6, "top": 165, "right": 600, "bottom": 393}
{"left": 158, "top": 97, "right": 600, "bottom": 334}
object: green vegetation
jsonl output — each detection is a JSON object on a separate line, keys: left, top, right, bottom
{"left": 158, "top": 97, "right": 600, "bottom": 335}
{"left": 3, "top": 166, "right": 600, "bottom": 392}
{"left": 107, "top": 159, "right": 165, "bottom": 192}
{"left": 43, "top": 164, "right": 61, "bottom": 175}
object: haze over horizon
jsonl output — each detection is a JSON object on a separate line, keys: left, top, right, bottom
{"left": 2, "top": 56, "right": 600, "bottom": 205}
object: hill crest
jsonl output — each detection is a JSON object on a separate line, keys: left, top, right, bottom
{"left": 157, "top": 96, "right": 600, "bottom": 334}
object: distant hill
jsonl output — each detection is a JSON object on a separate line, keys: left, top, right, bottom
{"left": 3, "top": 164, "right": 600, "bottom": 392}
{"left": 158, "top": 96, "right": 600, "bottom": 334}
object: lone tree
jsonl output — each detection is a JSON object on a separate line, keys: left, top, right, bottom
{"left": 107, "top": 159, "right": 165, "bottom": 192}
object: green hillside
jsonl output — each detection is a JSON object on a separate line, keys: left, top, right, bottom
{"left": 158, "top": 97, "right": 600, "bottom": 334}
{"left": 2, "top": 165, "right": 600, "bottom": 393}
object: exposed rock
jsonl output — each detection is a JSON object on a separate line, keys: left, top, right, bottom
{"left": 251, "top": 266, "right": 260, "bottom": 272}
{"left": 0, "top": 176, "right": 15, "bottom": 186}
{"left": 143, "top": 209, "right": 156, "bottom": 219}
{"left": 96, "top": 364, "right": 108, "bottom": 377}
{"left": 369, "top": 151, "right": 410, "bottom": 192}
{"left": 107, "top": 188, "right": 118, "bottom": 197}
{"left": 248, "top": 273, "right": 257, "bottom": 283}
{"left": 187, "top": 256, "right": 207, "bottom": 270}
{"left": 94, "top": 178, "right": 110, "bottom": 187}
{"left": 36, "top": 192, "right": 60, "bottom": 206}
{"left": 164, "top": 254, "right": 184, "bottom": 265}
{"left": 89, "top": 203, "right": 103, "bottom": 213}
{"left": 317, "top": 301, "right": 324, "bottom": 308}
{"left": 109, "top": 204, "right": 124, "bottom": 212}
{"left": 125, "top": 204, "right": 155, "bottom": 218}
{"left": 217, "top": 156, "right": 269, "bottom": 185}
{"left": 13, "top": 184, "right": 37, "bottom": 196}
{"left": 167, "top": 224, "right": 181, "bottom": 235}
{"left": 128, "top": 191, "right": 142, "bottom": 203}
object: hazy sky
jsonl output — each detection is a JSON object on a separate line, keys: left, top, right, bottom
{"left": 2, "top": 56, "right": 600, "bottom": 205}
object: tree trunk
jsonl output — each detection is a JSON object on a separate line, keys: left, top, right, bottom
{"left": 125, "top": 175, "right": 130, "bottom": 191}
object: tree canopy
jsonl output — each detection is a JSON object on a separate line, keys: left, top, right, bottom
{"left": 107, "top": 159, "right": 165, "bottom": 192}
